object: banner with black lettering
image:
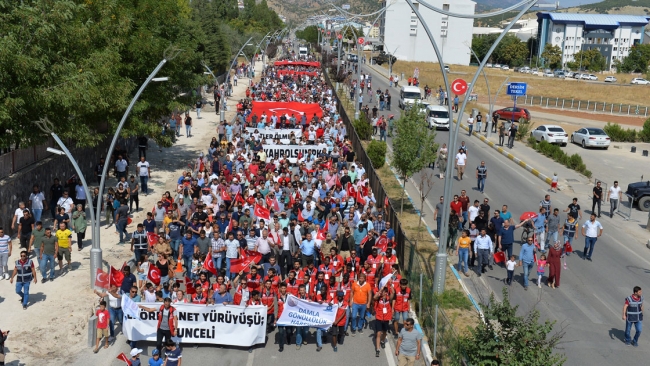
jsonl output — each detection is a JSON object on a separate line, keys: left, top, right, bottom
{"left": 123, "top": 303, "right": 267, "bottom": 347}
{"left": 247, "top": 128, "right": 302, "bottom": 144}
{"left": 276, "top": 295, "right": 338, "bottom": 329}
{"left": 261, "top": 144, "right": 322, "bottom": 163}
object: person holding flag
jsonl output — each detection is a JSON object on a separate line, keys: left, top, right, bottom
{"left": 138, "top": 297, "right": 178, "bottom": 355}
{"left": 93, "top": 283, "right": 122, "bottom": 343}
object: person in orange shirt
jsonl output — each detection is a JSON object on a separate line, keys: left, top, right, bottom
{"left": 350, "top": 272, "right": 372, "bottom": 335}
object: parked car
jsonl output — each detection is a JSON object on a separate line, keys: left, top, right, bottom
{"left": 513, "top": 67, "right": 520, "bottom": 72}
{"left": 494, "top": 64, "right": 502, "bottom": 68}
{"left": 570, "top": 127, "right": 611, "bottom": 149}
{"left": 520, "top": 66, "right": 531, "bottom": 73}
{"left": 347, "top": 54, "right": 358, "bottom": 63}
{"left": 542, "top": 71, "right": 554, "bottom": 77}
{"left": 531, "top": 67, "right": 539, "bottom": 74}
{"left": 486, "top": 63, "right": 493, "bottom": 68}
{"left": 501, "top": 65, "right": 510, "bottom": 70}
{"left": 631, "top": 78, "right": 649, "bottom": 85}
{"left": 604, "top": 76, "right": 617, "bottom": 83}
{"left": 626, "top": 181, "right": 650, "bottom": 212}
{"left": 588, "top": 74, "right": 598, "bottom": 81}
{"left": 554, "top": 70, "right": 566, "bottom": 78}
{"left": 530, "top": 125, "right": 568, "bottom": 146}
{"left": 494, "top": 107, "right": 531, "bottom": 122}
{"left": 565, "top": 71, "right": 575, "bottom": 78}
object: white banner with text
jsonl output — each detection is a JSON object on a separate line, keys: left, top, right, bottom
{"left": 247, "top": 127, "right": 303, "bottom": 144}
{"left": 276, "top": 295, "right": 338, "bottom": 328}
{"left": 261, "top": 144, "right": 323, "bottom": 163}
{"left": 122, "top": 303, "right": 267, "bottom": 347}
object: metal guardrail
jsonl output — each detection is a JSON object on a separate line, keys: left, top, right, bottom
{"left": 519, "top": 95, "right": 649, "bottom": 117}
{"left": 619, "top": 193, "right": 634, "bottom": 221}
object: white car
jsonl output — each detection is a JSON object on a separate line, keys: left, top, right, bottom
{"left": 588, "top": 74, "right": 598, "bottom": 81}
{"left": 571, "top": 127, "right": 611, "bottom": 149}
{"left": 542, "top": 72, "right": 554, "bottom": 77}
{"left": 631, "top": 78, "right": 649, "bottom": 85}
{"left": 501, "top": 65, "right": 510, "bottom": 70}
{"left": 486, "top": 63, "right": 493, "bottom": 68}
{"left": 494, "top": 64, "right": 502, "bottom": 69}
{"left": 604, "top": 76, "right": 617, "bottom": 83}
{"left": 531, "top": 125, "right": 568, "bottom": 146}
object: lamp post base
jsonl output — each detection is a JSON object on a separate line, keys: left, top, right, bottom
{"left": 433, "top": 253, "right": 447, "bottom": 294}
{"left": 90, "top": 247, "right": 102, "bottom": 289}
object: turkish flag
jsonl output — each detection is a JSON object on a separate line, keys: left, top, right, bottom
{"left": 360, "top": 235, "right": 370, "bottom": 246}
{"left": 94, "top": 268, "right": 109, "bottom": 289}
{"left": 147, "top": 232, "right": 160, "bottom": 247}
{"left": 227, "top": 219, "right": 234, "bottom": 233}
{"left": 356, "top": 191, "right": 366, "bottom": 205}
{"left": 234, "top": 192, "right": 246, "bottom": 204}
{"left": 376, "top": 235, "right": 389, "bottom": 253}
{"left": 221, "top": 190, "right": 231, "bottom": 201}
{"left": 247, "top": 101, "right": 323, "bottom": 121}
{"left": 361, "top": 186, "right": 369, "bottom": 197}
{"left": 335, "top": 174, "right": 342, "bottom": 188}
{"left": 266, "top": 196, "right": 278, "bottom": 211}
{"left": 289, "top": 194, "right": 295, "bottom": 208}
{"left": 316, "top": 220, "right": 329, "bottom": 241}
{"left": 323, "top": 160, "right": 332, "bottom": 170}
{"left": 231, "top": 251, "right": 262, "bottom": 273}
{"left": 148, "top": 265, "right": 162, "bottom": 285}
{"left": 109, "top": 265, "right": 124, "bottom": 287}
{"left": 254, "top": 204, "right": 271, "bottom": 220}
{"left": 384, "top": 196, "right": 389, "bottom": 208}
{"left": 185, "top": 276, "right": 196, "bottom": 295}
{"left": 247, "top": 196, "right": 256, "bottom": 205}
{"left": 297, "top": 209, "right": 305, "bottom": 222}
{"left": 116, "top": 353, "right": 132, "bottom": 365}
{"left": 203, "top": 255, "right": 217, "bottom": 275}
{"left": 346, "top": 183, "right": 356, "bottom": 197}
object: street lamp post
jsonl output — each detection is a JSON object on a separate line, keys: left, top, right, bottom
{"left": 465, "top": 43, "right": 492, "bottom": 136}
{"left": 488, "top": 77, "right": 510, "bottom": 138}
{"left": 221, "top": 37, "right": 254, "bottom": 122}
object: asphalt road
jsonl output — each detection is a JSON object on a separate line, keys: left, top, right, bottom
{"left": 354, "top": 59, "right": 650, "bottom": 365}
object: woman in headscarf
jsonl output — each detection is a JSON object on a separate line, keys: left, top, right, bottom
{"left": 437, "top": 143, "right": 448, "bottom": 179}
{"left": 547, "top": 240, "right": 563, "bottom": 289}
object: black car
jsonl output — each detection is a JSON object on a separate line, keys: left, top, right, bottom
{"left": 626, "top": 181, "right": 650, "bottom": 212}
{"left": 371, "top": 52, "right": 397, "bottom": 66}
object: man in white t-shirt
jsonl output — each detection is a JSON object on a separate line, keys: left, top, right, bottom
{"left": 468, "top": 200, "right": 480, "bottom": 224}
{"left": 57, "top": 191, "right": 74, "bottom": 215}
{"left": 12, "top": 202, "right": 28, "bottom": 231}
{"left": 467, "top": 116, "right": 475, "bottom": 136}
{"left": 29, "top": 185, "right": 47, "bottom": 223}
{"left": 137, "top": 156, "right": 151, "bottom": 195}
{"left": 607, "top": 180, "right": 623, "bottom": 218}
{"left": 455, "top": 149, "right": 467, "bottom": 180}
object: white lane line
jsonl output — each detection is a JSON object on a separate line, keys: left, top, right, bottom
{"left": 607, "top": 235, "right": 650, "bottom": 268}
{"left": 246, "top": 347, "right": 255, "bottom": 366}
{"left": 384, "top": 339, "right": 397, "bottom": 366}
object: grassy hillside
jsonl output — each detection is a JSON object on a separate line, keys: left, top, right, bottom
{"left": 268, "top": 0, "right": 382, "bottom": 23}
{"left": 577, "top": 0, "right": 650, "bottom": 13}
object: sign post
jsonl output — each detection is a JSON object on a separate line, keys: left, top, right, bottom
{"left": 506, "top": 82, "right": 527, "bottom": 123}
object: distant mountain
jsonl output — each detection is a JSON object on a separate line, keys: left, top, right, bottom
{"left": 267, "top": 0, "right": 382, "bottom": 24}
{"left": 474, "top": 0, "right": 605, "bottom": 12}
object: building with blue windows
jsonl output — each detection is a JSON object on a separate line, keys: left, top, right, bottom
{"left": 536, "top": 12, "right": 650, "bottom": 70}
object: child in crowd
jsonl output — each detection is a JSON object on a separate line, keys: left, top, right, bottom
{"left": 94, "top": 301, "right": 110, "bottom": 353}
{"left": 505, "top": 256, "right": 518, "bottom": 286}
{"left": 137, "top": 254, "right": 150, "bottom": 289}
{"left": 537, "top": 254, "right": 548, "bottom": 288}
{"left": 550, "top": 173, "right": 559, "bottom": 193}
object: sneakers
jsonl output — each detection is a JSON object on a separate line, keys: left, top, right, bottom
{"left": 3, "top": 273, "right": 9, "bottom": 280}
{"left": 380, "top": 341, "right": 385, "bottom": 349}
{"left": 351, "top": 330, "right": 356, "bottom": 336}
{"left": 375, "top": 350, "right": 380, "bottom": 357}
{"left": 359, "top": 329, "right": 364, "bottom": 334}
{"left": 296, "top": 345, "right": 301, "bottom": 350}
{"left": 333, "top": 346, "right": 338, "bottom": 352}
{"left": 317, "top": 346, "right": 322, "bottom": 352}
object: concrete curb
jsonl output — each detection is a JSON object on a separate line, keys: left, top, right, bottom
{"left": 456, "top": 122, "right": 553, "bottom": 186}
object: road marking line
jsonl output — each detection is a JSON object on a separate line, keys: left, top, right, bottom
{"left": 384, "top": 339, "right": 397, "bottom": 366}
{"left": 246, "top": 347, "right": 255, "bottom": 366}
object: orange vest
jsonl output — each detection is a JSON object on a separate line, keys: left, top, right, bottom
{"left": 285, "top": 279, "right": 299, "bottom": 296}
{"left": 261, "top": 289, "right": 275, "bottom": 314}
{"left": 156, "top": 305, "right": 176, "bottom": 334}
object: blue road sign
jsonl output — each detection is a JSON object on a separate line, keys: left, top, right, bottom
{"left": 506, "top": 82, "right": 527, "bottom": 96}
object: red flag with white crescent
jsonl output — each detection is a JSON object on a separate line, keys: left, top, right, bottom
{"left": 298, "top": 209, "right": 305, "bottom": 222}
{"left": 316, "top": 220, "right": 329, "bottom": 241}
{"left": 266, "top": 196, "right": 279, "bottom": 211}
{"left": 254, "top": 204, "right": 271, "bottom": 220}
{"left": 147, "top": 232, "right": 160, "bottom": 247}
{"left": 221, "top": 190, "right": 231, "bottom": 201}
{"left": 230, "top": 251, "right": 263, "bottom": 273}
{"left": 148, "top": 265, "right": 161, "bottom": 285}
{"left": 227, "top": 219, "right": 234, "bottom": 233}
{"left": 360, "top": 235, "right": 370, "bottom": 246}
{"left": 116, "top": 353, "right": 132, "bottom": 365}
{"left": 109, "top": 265, "right": 124, "bottom": 287}
{"left": 361, "top": 186, "right": 369, "bottom": 197}
{"left": 94, "top": 268, "right": 109, "bottom": 289}
{"left": 335, "top": 174, "right": 342, "bottom": 188}
{"left": 356, "top": 190, "right": 366, "bottom": 205}
{"left": 289, "top": 194, "right": 295, "bottom": 208}
{"left": 247, "top": 196, "right": 255, "bottom": 205}
{"left": 185, "top": 276, "right": 196, "bottom": 295}
{"left": 384, "top": 196, "right": 389, "bottom": 208}
{"left": 323, "top": 160, "right": 332, "bottom": 170}
{"left": 235, "top": 192, "right": 246, "bottom": 204}
{"left": 376, "top": 235, "right": 389, "bottom": 253}
{"left": 203, "top": 254, "right": 217, "bottom": 275}
{"left": 346, "top": 182, "right": 356, "bottom": 197}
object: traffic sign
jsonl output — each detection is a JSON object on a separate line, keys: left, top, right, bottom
{"left": 358, "top": 37, "right": 365, "bottom": 45}
{"left": 451, "top": 79, "right": 468, "bottom": 95}
{"left": 337, "top": 34, "right": 342, "bottom": 40}
{"left": 506, "top": 82, "right": 527, "bottom": 96}
{"left": 342, "top": 4, "right": 350, "bottom": 10}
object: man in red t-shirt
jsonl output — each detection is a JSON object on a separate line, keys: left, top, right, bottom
{"left": 458, "top": 190, "right": 470, "bottom": 229}
{"left": 94, "top": 300, "right": 110, "bottom": 353}
{"left": 449, "top": 195, "right": 463, "bottom": 230}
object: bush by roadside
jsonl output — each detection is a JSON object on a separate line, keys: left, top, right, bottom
{"left": 603, "top": 119, "right": 650, "bottom": 142}
{"left": 367, "top": 140, "right": 387, "bottom": 168}
{"left": 528, "top": 137, "right": 592, "bottom": 178}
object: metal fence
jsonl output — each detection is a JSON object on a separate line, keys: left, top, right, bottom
{"left": 517, "top": 95, "right": 650, "bottom": 117}
{"left": 0, "top": 138, "right": 57, "bottom": 179}
{"left": 324, "top": 65, "right": 470, "bottom": 365}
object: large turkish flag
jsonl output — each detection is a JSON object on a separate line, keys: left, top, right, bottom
{"left": 248, "top": 101, "right": 323, "bottom": 121}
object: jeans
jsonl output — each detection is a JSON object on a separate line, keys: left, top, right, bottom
{"left": 41, "top": 254, "right": 56, "bottom": 279}
{"left": 226, "top": 257, "right": 234, "bottom": 279}
{"left": 32, "top": 209, "right": 43, "bottom": 223}
{"left": 170, "top": 240, "right": 181, "bottom": 259}
{"left": 140, "top": 176, "right": 149, "bottom": 195}
{"left": 499, "top": 135, "right": 505, "bottom": 146}
{"left": 458, "top": 247, "right": 469, "bottom": 273}
{"left": 182, "top": 254, "right": 193, "bottom": 275}
{"left": 461, "top": 212, "right": 468, "bottom": 228}
{"left": 344, "top": 307, "right": 351, "bottom": 331}
{"left": 351, "top": 303, "right": 366, "bottom": 331}
{"left": 380, "top": 130, "right": 386, "bottom": 141}
{"left": 212, "top": 255, "right": 223, "bottom": 271}
{"left": 468, "top": 125, "right": 474, "bottom": 135}
{"left": 584, "top": 236, "right": 597, "bottom": 258}
{"left": 108, "top": 307, "right": 124, "bottom": 338}
{"left": 116, "top": 221, "right": 127, "bottom": 243}
{"left": 316, "top": 328, "right": 324, "bottom": 347}
{"left": 16, "top": 281, "right": 31, "bottom": 307}
{"left": 610, "top": 199, "right": 619, "bottom": 217}
{"left": 436, "top": 217, "right": 442, "bottom": 238}
{"left": 186, "top": 125, "right": 192, "bottom": 137}
{"left": 380, "top": 101, "right": 385, "bottom": 110}
{"left": 477, "top": 249, "right": 490, "bottom": 270}
{"left": 521, "top": 261, "right": 534, "bottom": 287}
{"left": 625, "top": 320, "right": 642, "bottom": 344}
{"left": 295, "top": 326, "right": 308, "bottom": 345}
{"left": 508, "top": 136, "right": 515, "bottom": 148}
{"left": 476, "top": 122, "right": 482, "bottom": 132}
{"left": 501, "top": 243, "right": 513, "bottom": 260}
{"left": 547, "top": 231, "right": 558, "bottom": 247}
{"left": 134, "top": 249, "right": 148, "bottom": 264}
{"left": 175, "top": 124, "right": 181, "bottom": 136}
{"left": 0, "top": 252, "right": 8, "bottom": 278}
{"left": 129, "top": 195, "right": 139, "bottom": 212}
{"left": 156, "top": 329, "right": 173, "bottom": 354}
{"left": 278, "top": 326, "right": 293, "bottom": 348}
{"left": 196, "top": 108, "right": 201, "bottom": 119}
{"left": 477, "top": 177, "right": 486, "bottom": 193}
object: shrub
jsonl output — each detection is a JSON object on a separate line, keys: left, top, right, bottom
{"left": 352, "top": 112, "right": 372, "bottom": 140}
{"left": 516, "top": 119, "right": 534, "bottom": 141}
{"left": 367, "top": 140, "right": 387, "bottom": 168}
{"left": 603, "top": 122, "right": 637, "bottom": 142}
{"left": 639, "top": 118, "right": 650, "bottom": 142}
{"left": 528, "top": 139, "right": 592, "bottom": 178}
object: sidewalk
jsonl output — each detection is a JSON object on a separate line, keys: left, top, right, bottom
{"left": 0, "top": 60, "right": 259, "bottom": 366}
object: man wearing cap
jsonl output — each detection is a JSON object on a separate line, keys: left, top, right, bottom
{"left": 139, "top": 298, "right": 178, "bottom": 355}
{"left": 148, "top": 348, "right": 163, "bottom": 366}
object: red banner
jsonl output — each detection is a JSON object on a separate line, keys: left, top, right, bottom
{"left": 277, "top": 70, "right": 319, "bottom": 77}
{"left": 248, "top": 101, "right": 323, "bottom": 121}
{"left": 274, "top": 60, "right": 321, "bottom": 68}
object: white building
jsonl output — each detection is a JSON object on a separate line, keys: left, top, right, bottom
{"left": 379, "top": 0, "right": 476, "bottom": 65}
{"left": 537, "top": 13, "right": 650, "bottom": 70}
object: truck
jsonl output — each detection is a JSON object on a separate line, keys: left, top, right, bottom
{"left": 370, "top": 51, "right": 397, "bottom": 66}
{"left": 298, "top": 47, "right": 308, "bottom": 58}
{"left": 626, "top": 181, "right": 650, "bottom": 212}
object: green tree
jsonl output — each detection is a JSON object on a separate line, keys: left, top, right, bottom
{"left": 567, "top": 49, "right": 606, "bottom": 72}
{"left": 618, "top": 44, "right": 650, "bottom": 73}
{"left": 462, "top": 289, "right": 566, "bottom": 366}
{"left": 296, "top": 25, "right": 319, "bottom": 44}
{"left": 541, "top": 44, "right": 562, "bottom": 69}
{"left": 390, "top": 103, "right": 436, "bottom": 214}
{"left": 496, "top": 35, "right": 528, "bottom": 66}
